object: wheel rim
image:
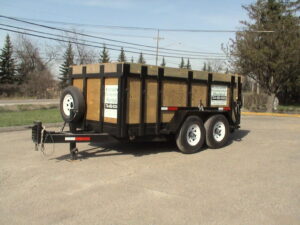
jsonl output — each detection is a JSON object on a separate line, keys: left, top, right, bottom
{"left": 186, "top": 124, "right": 201, "bottom": 146}
{"left": 62, "top": 94, "right": 74, "bottom": 116}
{"left": 213, "top": 121, "right": 226, "bottom": 142}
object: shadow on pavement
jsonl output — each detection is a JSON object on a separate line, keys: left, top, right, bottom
{"left": 52, "top": 139, "right": 178, "bottom": 161}
{"left": 228, "top": 129, "right": 250, "bottom": 144}
{"left": 52, "top": 129, "right": 250, "bottom": 161}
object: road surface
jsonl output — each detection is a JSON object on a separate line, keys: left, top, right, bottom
{"left": 0, "top": 115, "right": 299, "bottom": 225}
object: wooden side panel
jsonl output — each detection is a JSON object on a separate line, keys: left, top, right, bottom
{"left": 127, "top": 78, "right": 141, "bottom": 124}
{"left": 86, "top": 64, "right": 100, "bottom": 74}
{"left": 72, "top": 65, "right": 83, "bottom": 74}
{"left": 213, "top": 73, "right": 231, "bottom": 82}
{"left": 193, "top": 71, "right": 208, "bottom": 80}
{"left": 104, "top": 78, "right": 119, "bottom": 124}
{"left": 145, "top": 80, "right": 157, "bottom": 123}
{"left": 86, "top": 78, "right": 100, "bottom": 121}
{"left": 234, "top": 87, "right": 238, "bottom": 101}
{"left": 162, "top": 81, "right": 187, "bottom": 122}
{"left": 73, "top": 79, "right": 83, "bottom": 91}
{"left": 227, "top": 88, "right": 231, "bottom": 106}
{"left": 191, "top": 84, "right": 207, "bottom": 107}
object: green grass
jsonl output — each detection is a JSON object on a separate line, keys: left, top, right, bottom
{"left": 0, "top": 108, "right": 62, "bottom": 127}
{"left": 277, "top": 105, "right": 300, "bottom": 113}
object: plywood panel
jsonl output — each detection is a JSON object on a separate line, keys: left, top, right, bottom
{"left": 72, "top": 65, "right": 83, "bottom": 74}
{"left": 104, "top": 78, "right": 119, "bottom": 124}
{"left": 227, "top": 88, "right": 230, "bottom": 106}
{"left": 105, "top": 78, "right": 119, "bottom": 85}
{"left": 129, "top": 63, "right": 141, "bottom": 75}
{"left": 86, "top": 78, "right": 100, "bottom": 121}
{"left": 162, "top": 112, "right": 175, "bottom": 123}
{"left": 192, "top": 84, "right": 207, "bottom": 107}
{"left": 127, "top": 78, "right": 141, "bottom": 124}
{"left": 193, "top": 71, "right": 208, "bottom": 80}
{"left": 86, "top": 64, "right": 100, "bottom": 74}
{"left": 145, "top": 80, "right": 157, "bottom": 123}
{"left": 104, "top": 117, "right": 117, "bottom": 123}
{"left": 164, "top": 67, "right": 188, "bottom": 78}
{"left": 104, "top": 63, "right": 118, "bottom": 73}
{"left": 213, "top": 73, "right": 231, "bottom": 82}
{"left": 73, "top": 79, "right": 83, "bottom": 91}
{"left": 234, "top": 87, "right": 238, "bottom": 101}
{"left": 162, "top": 81, "right": 187, "bottom": 106}
{"left": 162, "top": 81, "right": 187, "bottom": 123}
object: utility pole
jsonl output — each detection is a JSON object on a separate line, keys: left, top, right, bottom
{"left": 154, "top": 29, "right": 164, "bottom": 66}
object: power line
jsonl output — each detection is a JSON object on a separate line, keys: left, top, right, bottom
{"left": 0, "top": 27, "right": 227, "bottom": 61}
{"left": 0, "top": 15, "right": 226, "bottom": 55}
{"left": 0, "top": 23, "right": 226, "bottom": 58}
{"left": 12, "top": 16, "right": 274, "bottom": 33}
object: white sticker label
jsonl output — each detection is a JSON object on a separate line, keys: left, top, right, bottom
{"left": 211, "top": 85, "right": 227, "bottom": 106}
{"left": 104, "top": 85, "right": 118, "bottom": 118}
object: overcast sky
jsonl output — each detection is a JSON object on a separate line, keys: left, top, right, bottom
{"left": 0, "top": 0, "right": 253, "bottom": 73}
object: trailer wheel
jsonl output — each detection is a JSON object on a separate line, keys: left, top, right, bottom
{"left": 205, "top": 114, "right": 229, "bottom": 149}
{"left": 60, "top": 86, "right": 85, "bottom": 122}
{"left": 176, "top": 116, "right": 205, "bottom": 154}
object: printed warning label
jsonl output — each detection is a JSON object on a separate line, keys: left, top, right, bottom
{"left": 211, "top": 85, "right": 228, "bottom": 106}
{"left": 104, "top": 85, "right": 118, "bottom": 118}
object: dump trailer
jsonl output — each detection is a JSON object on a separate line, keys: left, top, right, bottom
{"left": 32, "top": 63, "right": 243, "bottom": 159}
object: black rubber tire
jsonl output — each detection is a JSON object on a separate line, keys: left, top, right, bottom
{"left": 176, "top": 116, "right": 206, "bottom": 154}
{"left": 204, "top": 114, "right": 229, "bottom": 149}
{"left": 60, "top": 86, "right": 85, "bottom": 122}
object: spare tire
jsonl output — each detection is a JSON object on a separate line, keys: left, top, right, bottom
{"left": 60, "top": 86, "right": 85, "bottom": 122}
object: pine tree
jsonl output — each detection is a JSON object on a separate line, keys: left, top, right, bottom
{"left": 207, "top": 63, "right": 212, "bottom": 72}
{"left": 160, "top": 57, "right": 166, "bottom": 67}
{"left": 131, "top": 56, "right": 134, "bottom": 63}
{"left": 137, "top": 52, "right": 146, "bottom": 64}
{"left": 118, "top": 47, "right": 126, "bottom": 62}
{"left": 99, "top": 44, "right": 110, "bottom": 63}
{"left": 59, "top": 42, "right": 74, "bottom": 89}
{"left": 0, "top": 34, "right": 15, "bottom": 84}
{"left": 186, "top": 58, "right": 191, "bottom": 70}
{"left": 179, "top": 57, "right": 185, "bottom": 68}
{"left": 202, "top": 63, "right": 207, "bottom": 71}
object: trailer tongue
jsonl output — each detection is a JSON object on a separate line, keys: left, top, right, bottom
{"left": 31, "top": 63, "right": 242, "bottom": 159}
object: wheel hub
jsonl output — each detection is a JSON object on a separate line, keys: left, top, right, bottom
{"left": 186, "top": 124, "right": 201, "bottom": 146}
{"left": 63, "top": 94, "right": 74, "bottom": 116}
{"left": 213, "top": 121, "right": 226, "bottom": 142}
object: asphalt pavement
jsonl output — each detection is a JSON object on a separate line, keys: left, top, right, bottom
{"left": 0, "top": 115, "right": 299, "bottom": 225}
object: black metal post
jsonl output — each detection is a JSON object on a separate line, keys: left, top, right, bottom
{"left": 207, "top": 73, "right": 213, "bottom": 107}
{"left": 118, "top": 64, "right": 129, "bottom": 138}
{"left": 156, "top": 67, "right": 164, "bottom": 134}
{"left": 139, "top": 66, "right": 147, "bottom": 136}
{"left": 230, "top": 76, "right": 235, "bottom": 109}
{"left": 99, "top": 65, "right": 105, "bottom": 132}
{"left": 187, "top": 71, "right": 193, "bottom": 107}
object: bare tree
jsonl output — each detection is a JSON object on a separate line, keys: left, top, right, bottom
{"left": 203, "top": 60, "right": 225, "bottom": 73}
{"left": 14, "top": 35, "right": 56, "bottom": 98}
{"left": 59, "top": 29, "right": 97, "bottom": 64}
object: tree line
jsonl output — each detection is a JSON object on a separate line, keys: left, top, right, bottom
{"left": 0, "top": 32, "right": 225, "bottom": 97}
{"left": 0, "top": 35, "right": 55, "bottom": 98}
{"left": 227, "top": 0, "right": 300, "bottom": 110}
{"left": 2, "top": 0, "right": 298, "bottom": 108}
